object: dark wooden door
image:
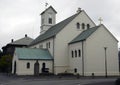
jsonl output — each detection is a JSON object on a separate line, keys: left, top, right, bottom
{"left": 34, "top": 60, "right": 39, "bottom": 76}
{"left": 14, "top": 61, "right": 16, "bottom": 74}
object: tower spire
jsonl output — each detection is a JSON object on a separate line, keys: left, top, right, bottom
{"left": 40, "top": 6, "right": 57, "bottom": 35}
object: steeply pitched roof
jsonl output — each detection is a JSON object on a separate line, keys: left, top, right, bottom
{"left": 69, "top": 26, "right": 100, "bottom": 44}
{"left": 30, "top": 13, "right": 80, "bottom": 46}
{"left": 9, "top": 36, "right": 33, "bottom": 46}
{"left": 41, "top": 6, "right": 57, "bottom": 15}
{"left": 15, "top": 48, "right": 53, "bottom": 60}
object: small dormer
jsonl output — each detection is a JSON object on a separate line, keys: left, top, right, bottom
{"left": 40, "top": 6, "right": 57, "bottom": 35}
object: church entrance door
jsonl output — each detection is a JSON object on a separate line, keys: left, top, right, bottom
{"left": 13, "top": 61, "right": 16, "bottom": 74}
{"left": 42, "top": 63, "right": 46, "bottom": 73}
{"left": 34, "top": 60, "right": 39, "bottom": 76}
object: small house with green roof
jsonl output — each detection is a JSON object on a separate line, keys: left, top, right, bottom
{"left": 12, "top": 6, "right": 119, "bottom": 76}
{"left": 12, "top": 48, "right": 53, "bottom": 75}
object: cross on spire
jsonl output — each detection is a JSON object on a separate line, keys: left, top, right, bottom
{"left": 45, "top": 2, "right": 48, "bottom": 9}
{"left": 98, "top": 17, "right": 103, "bottom": 25}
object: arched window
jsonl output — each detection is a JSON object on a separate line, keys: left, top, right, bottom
{"left": 78, "top": 49, "right": 81, "bottom": 57}
{"left": 42, "top": 62, "right": 46, "bottom": 68}
{"left": 76, "top": 23, "right": 80, "bottom": 29}
{"left": 75, "top": 50, "right": 77, "bottom": 57}
{"left": 49, "top": 42, "right": 50, "bottom": 48}
{"left": 82, "top": 23, "right": 85, "bottom": 29}
{"left": 46, "top": 43, "right": 48, "bottom": 48}
{"left": 71, "top": 51, "right": 74, "bottom": 58}
{"left": 42, "top": 62, "right": 46, "bottom": 73}
{"left": 74, "top": 68, "right": 77, "bottom": 73}
{"left": 48, "top": 18, "right": 52, "bottom": 24}
{"left": 87, "top": 24, "right": 90, "bottom": 29}
{"left": 27, "top": 62, "right": 30, "bottom": 69}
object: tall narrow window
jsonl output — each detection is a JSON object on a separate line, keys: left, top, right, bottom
{"left": 76, "top": 23, "right": 80, "bottom": 29}
{"left": 39, "top": 44, "right": 43, "bottom": 48}
{"left": 78, "top": 49, "right": 81, "bottom": 57}
{"left": 71, "top": 51, "right": 74, "bottom": 58}
{"left": 42, "top": 62, "right": 46, "bottom": 73}
{"left": 74, "top": 68, "right": 77, "bottom": 73}
{"left": 87, "top": 24, "right": 90, "bottom": 29}
{"left": 46, "top": 43, "right": 48, "bottom": 48}
{"left": 75, "top": 50, "right": 77, "bottom": 57}
{"left": 82, "top": 23, "right": 85, "bottom": 29}
{"left": 42, "top": 18, "right": 44, "bottom": 24}
{"left": 27, "top": 62, "right": 30, "bottom": 69}
{"left": 49, "top": 42, "right": 50, "bottom": 48}
{"left": 48, "top": 18, "right": 52, "bottom": 24}
{"left": 42, "top": 63, "right": 46, "bottom": 68}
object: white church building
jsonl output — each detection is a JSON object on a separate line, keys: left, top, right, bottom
{"left": 12, "top": 6, "right": 119, "bottom": 76}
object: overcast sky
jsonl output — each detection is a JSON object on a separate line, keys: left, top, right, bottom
{"left": 0, "top": 0, "right": 120, "bottom": 50}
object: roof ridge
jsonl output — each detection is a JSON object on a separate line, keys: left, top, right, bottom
{"left": 10, "top": 36, "right": 33, "bottom": 43}
{"left": 9, "top": 36, "right": 33, "bottom": 45}
{"left": 40, "top": 6, "right": 57, "bottom": 15}
{"left": 16, "top": 47, "right": 48, "bottom": 50}
{"left": 69, "top": 26, "right": 100, "bottom": 44}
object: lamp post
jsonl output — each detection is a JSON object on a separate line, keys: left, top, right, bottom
{"left": 104, "top": 47, "right": 107, "bottom": 78}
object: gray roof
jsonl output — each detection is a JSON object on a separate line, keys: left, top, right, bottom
{"left": 69, "top": 26, "right": 100, "bottom": 44}
{"left": 10, "top": 36, "right": 33, "bottom": 46}
{"left": 15, "top": 48, "right": 53, "bottom": 60}
{"left": 41, "top": 6, "right": 57, "bottom": 15}
{"left": 30, "top": 13, "right": 80, "bottom": 46}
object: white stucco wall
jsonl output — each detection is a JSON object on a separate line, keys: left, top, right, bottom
{"left": 68, "top": 25, "right": 119, "bottom": 76}
{"left": 84, "top": 25, "right": 119, "bottom": 76}
{"left": 54, "top": 11, "right": 96, "bottom": 74}
{"left": 16, "top": 60, "right": 53, "bottom": 75}
{"left": 12, "top": 54, "right": 53, "bottom": 75}
{"left": 68, "top": 42, "right": 83, "bottom": 75}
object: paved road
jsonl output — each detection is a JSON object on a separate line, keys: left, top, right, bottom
{"left": 0, "top": 74, "right": 117, "bottom": 85}
{"left": 2, "top": 79, "right": 116, "bottom": 85}
{"left": 85, "top": 81, "right": 115, "bottom": 85}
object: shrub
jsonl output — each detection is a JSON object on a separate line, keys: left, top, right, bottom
{"left": 0, "top": 55, "right": 12, "bottom": 73}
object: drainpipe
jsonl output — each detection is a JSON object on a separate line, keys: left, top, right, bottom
{"left": 82, "top": 40, "right": 84, "bottom": 76}
{"left": 52, "top": 36, "right": 55, "bottom": 74}
{"left": 104, "top": 47, "right": 108, "bottom": 78}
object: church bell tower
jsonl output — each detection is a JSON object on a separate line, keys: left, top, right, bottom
{"left": 40, "top": 6, "right": 57, "bottom": 35}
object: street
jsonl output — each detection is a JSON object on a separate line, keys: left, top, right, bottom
{"left": 0, "top": 74, "right": 117, "bottom": 85}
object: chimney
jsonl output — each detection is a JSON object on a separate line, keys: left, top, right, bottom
{"left": 11, "top": 39, "right": 14, "bottom": 43}
{"left": 25, "top": 34, "right": 27, "bottom": 37}
{"left": 77, "top": 7, "right": 82, "bottom": 13}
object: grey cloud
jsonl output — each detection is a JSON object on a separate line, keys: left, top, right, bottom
{"left": 0, "top": 0, "right": 120, "bottom": 50}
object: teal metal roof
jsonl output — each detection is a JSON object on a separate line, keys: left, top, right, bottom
{"left": 69, "top": 26, "right": 100, "bottom": 44}
{"left": 30, "top": 13, "right": 80, "bottom": 46}
{"left": 15, "top": 48, "right": 53, "bottom": 60}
